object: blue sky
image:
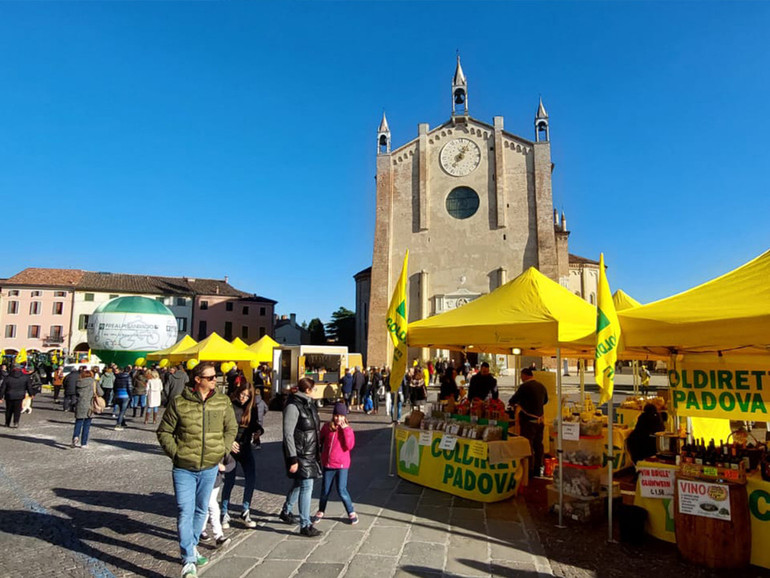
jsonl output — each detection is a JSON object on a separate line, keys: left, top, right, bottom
{"left": 1, "top": 2, "right": 769, "bottom": 325}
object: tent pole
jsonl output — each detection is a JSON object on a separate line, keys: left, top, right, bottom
{"left": 556, "top": 347, "right": 565, "bottom": 528}
{"left": 388, "top": 422, "right": 396, "bottom": 477}
{"left": 579, "top": 360, "right": 585, "bottom": 405}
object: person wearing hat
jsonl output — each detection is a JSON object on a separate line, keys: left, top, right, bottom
{"left": 313, "top": 402, "right": 358, "bottom": 525}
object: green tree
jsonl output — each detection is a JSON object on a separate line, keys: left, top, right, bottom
{"left": 308, "top": 318, "right": 326, "bottom": 345}
{"left": 326, "top": 306, "right": 356, "bottom": 349}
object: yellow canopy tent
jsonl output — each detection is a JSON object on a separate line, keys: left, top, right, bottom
{"left": 168, "top": 332, "right": 261, "bottom": 362}
{"left": 408, "top": 267, "right": 597, "bottom": 357}
{"left": 613, "top": 289, "right": 642, "bottom": 311}
{"left": 231, "top": 337, "right": 249, "bottom": 349}
{"left": 248, "top": 335, "right": 279, "bottom": 363}
{"left": 619, "top": 248, "right": 770, "bottom": 357}
{"left": 146, "top": 335, "right": 198, "bottom": 361}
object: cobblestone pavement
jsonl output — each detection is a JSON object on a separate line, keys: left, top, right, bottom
{"left": 0, "top": 391, "right": 554, "bottom": 578}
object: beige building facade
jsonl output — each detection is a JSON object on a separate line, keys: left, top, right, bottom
{"left": 359, "top": 58, "right": 572, "bottom": 367}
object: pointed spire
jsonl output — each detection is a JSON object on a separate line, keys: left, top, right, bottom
{"left": 536, "top": 96, "right": 548, "bottom": 120}
{"left": 378, "top": 111, "right": 390, "bottom": 133}
{"left": 453, "top": 54, "right": 467, "bottom": 86}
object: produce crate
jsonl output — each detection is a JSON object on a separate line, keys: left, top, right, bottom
{"left": 553, "top": 464, "right": 602, "bottom": 497}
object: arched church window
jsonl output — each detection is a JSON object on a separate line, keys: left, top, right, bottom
{"left": 446, "top": 187, "right": 479, "bottom": 220}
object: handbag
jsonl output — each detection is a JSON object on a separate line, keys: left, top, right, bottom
{"left": 90, "top": 382, "right": 106, "bottom": 415}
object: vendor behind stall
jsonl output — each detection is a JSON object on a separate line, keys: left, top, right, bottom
{"left": 626, "top": 403, "right": 665, "bottom": 464}
{"left": 508, "top": 368, "right": 548, "bottom": 477}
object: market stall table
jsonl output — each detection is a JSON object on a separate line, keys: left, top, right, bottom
{"left": 395, "top": 425, "right": 531, "bottom": 502}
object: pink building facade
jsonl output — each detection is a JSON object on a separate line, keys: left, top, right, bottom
{"left": 1, "top": 285, "right": 75, "bottom": 354}
{"left": 193, "top": 295, "right": 275, "bottom": 343}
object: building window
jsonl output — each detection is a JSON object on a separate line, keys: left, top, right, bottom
{"left": 30, "top": 301, "right": 41, "bottom": 315}
{"left": 241, "top": 326, "right": 249, "bottom": 340}
{"left": 8, "top": 290, "right": 19, "bottom": 297}
{"left": 156, "top": 296, "right": 165, "bottom": 302}
{"left": 84, "top": 293, "right": 95, "bottom": 302}
{"left": 31, "top": 290, "right": 42, "bottom": 297}
{"left": 176, "top": 297, "right": 186, "bottom": 306}
{"left": 259, "top": 327, "right": 266, "bottom": 338}
{"left": 224, "top": 321, "right": 233, "bottom": 340}
{"left": 5, "top": 325, "right": 16, "bottom": 338}
{"left": 28, "top": 325, "right": 41, "bottom": 339}
{"left": 109, "top": 294, "right": 119, "bottom": 299}
{"left": 260, "top": 307, "right": 266, "bottom": 316}
{"left": 7, "top": 301, "right": 19, "bottom": 315}
{"left": 50, "top": 325, "right": 63, "bottom": 340}
{"left": 200, "top": 301, "right": 208, "bottom": 310}
{"left": 446, "top": 186, "right": 480, "bottom": 220}
{"left": 53, "top": 302, "right": 64, "bottom": 315}
{"left": 589, "top": 293, "right": 596, "bottom": 305}
{"left": 176, "top": 317, "right": 188, "bottom": 332}
{"left": 226, "top": 302, "right": 233, "bottom": 312}
{"left": 198, "top": 320, "right": 207, "bottom": 340}
{"left": 55, "top": 291, "right": 66, "bottom": 297}
{"left": 78, "top": 314, "right": 90, "bottom": 330}
{"left": 243, "top": 306, "right": 249, "bottom": 315}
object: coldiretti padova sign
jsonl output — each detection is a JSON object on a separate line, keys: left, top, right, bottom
{"left": 395, "top": 427, "right": 524, "bottom": 502}
{"left": 668, "top": 355, "right": 770, "bottom": 420}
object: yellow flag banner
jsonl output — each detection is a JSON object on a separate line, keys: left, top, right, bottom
{"left": 386, "top": 251, "right": 409, "bottom": 389}
{"left": 16, "top": 348, "right": 28, "bottom": 364}
{"left": 669, "top": 355, "right": 770, "bottom": 420}
{"left": 595, "top": 253, "right": 620, "bottom": 405}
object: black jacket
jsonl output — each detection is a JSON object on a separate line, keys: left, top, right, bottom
{"left": 352, "top": 370, "right": 366, "bottom": 391}
{"left": 63, "top": 371, "right": 80, "bottom": 396}
{"left": 282, "top": 392, "right": 321, "bottom": 479}
{"left": 1, "top": 369, "right": 33, "bottom": 401}
{"left": 162, "top": 371, "right": 188, "bottom": 405}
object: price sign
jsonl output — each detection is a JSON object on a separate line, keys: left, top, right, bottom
{"left": 638, "top": 466, "right": 675, "bottom": 498}
{"left": 418, "top": 431, "right": 433, "bottom": 446}
{"left": 562, "top": 422, "right": 580, "bottom": 441}
{"left": 439, "top": 434, "right": 458, "bottom": 451}
{"left": 703, "top": 466, "right": 718, "bottom": 477}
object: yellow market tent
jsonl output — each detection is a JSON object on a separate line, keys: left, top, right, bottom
{"left": 147, "top": 335, "right": 198, "bottom": 361}
{"left": 231, "top": 337, "right": 249, "bottom": 349}
{"left": 248, "top": 335, "right": 279, "bottom": 363}
{"left": 168, "top": 332, "right": 261, "bottom": 362}
{"left": 619, "top": 249, "right": 770, "bottom": 357}
{"left": 408, "top": 267, "right": 597, "bottom": 356}
{"left": 612, "top": 289, "right": 642, "bottom": 311}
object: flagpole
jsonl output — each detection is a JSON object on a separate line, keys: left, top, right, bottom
{"left": 556, "top": 347, "right": 565, "bottom": 529}
{"left": 607, "top": 390, "right": 615, "bottom": 542}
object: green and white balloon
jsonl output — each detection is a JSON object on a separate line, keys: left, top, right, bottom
{"left": 87, "top": 296, "right": 178, "bottom": 366}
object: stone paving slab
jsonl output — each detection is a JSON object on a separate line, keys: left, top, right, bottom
{"left": 343, "top": 554, "right": 399, "bottom": 578}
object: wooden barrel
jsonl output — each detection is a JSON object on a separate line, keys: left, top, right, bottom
{"left": 674, "top": 475, "right": 751, "bottom": 569}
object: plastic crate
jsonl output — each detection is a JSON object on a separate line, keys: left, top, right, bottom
{"left": 553, "top": 464, "right": 602, "bottom": 497}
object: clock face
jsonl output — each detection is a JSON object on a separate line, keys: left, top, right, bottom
{"left": 440, "top": 138, "right": 481, "bottom": 177}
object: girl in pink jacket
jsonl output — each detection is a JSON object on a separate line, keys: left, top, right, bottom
{"left": 313, "top": 402, "right": 358, "bottom": 524}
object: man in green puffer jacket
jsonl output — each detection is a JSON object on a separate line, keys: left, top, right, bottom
{"left": 157, "top": 362, "right": 237, "bottom": 578}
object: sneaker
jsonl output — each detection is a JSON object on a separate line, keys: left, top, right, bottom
{"left": 240, "top": 510, "right": 257, "bottom": 528}
{"left": 279, "top": 511, "right": 298, "bottom": 525}
{"left": 311, "top": 511, "right": 324, "bottom": 524}
{"left": 349, "top": 513, "right": 359, "bottom": 525}
{"left": 300, "top": 525, "right": 322, "bottom": 538}
{"left": 181, "top": 562, "right": 197, "bottom": 577}
{"left": 114, "top": 426, "right": 123, "bottom": 431}
{"left": 71, "top": 437, "right": 79, "bottom": 448}
{"left": 215, "top": 535, "right": 231, "bottom": 549}
{"left": 193, "top": 549, "right": 208, "bottom": 567}
{"left": 199, "top": 530, "right": 211, "bottom": 542}
{"left": 221, "top": 512, "right": 230, "bottom": 530}
{"left": 81, "top": 444, "right": 89, "bottom": 449}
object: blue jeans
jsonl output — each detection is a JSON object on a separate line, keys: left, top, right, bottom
{"left": 319, "top": 468, "right": 354, "bottom": 515}
{"left": 173, "top": 466, "right": 218, "bottom": 564}
{"left": 391, "top": 392, "right": 402, "bottom": 421}
{"left": 131, "top": 394, "right": 147, "bottom": 408}
{"left": 221, "top": 442, "right": 256, "bottom": 514}
{"left": 114, "top": 397, "right": 130, "bottom": 426}
{"left": 282, "top": 477, "right": 314, "bottom": 528}
{"left": 73, "top": 418, "right": 92, "bottom": 445}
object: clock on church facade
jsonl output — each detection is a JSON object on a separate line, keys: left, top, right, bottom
{"left": 355, "top": 57, "right": 571, "bottom": 366}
